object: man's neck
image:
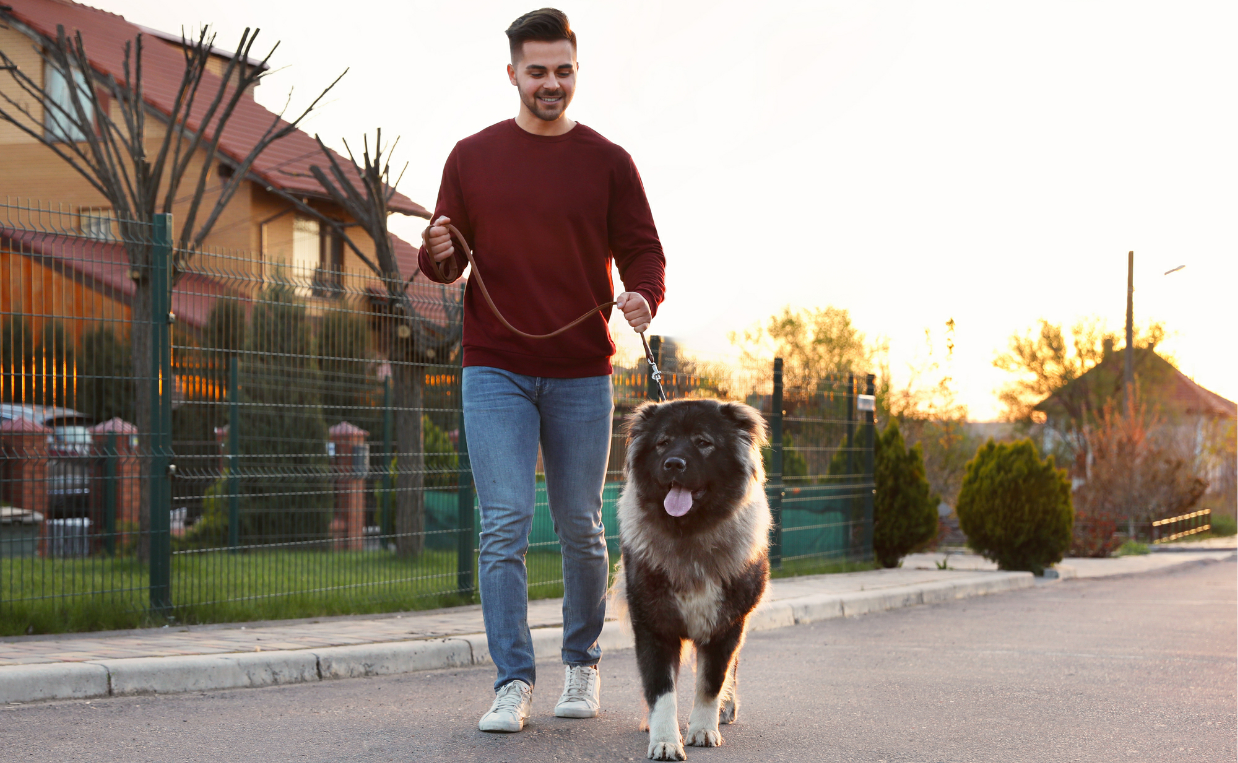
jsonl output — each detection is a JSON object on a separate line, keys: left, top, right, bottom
{"left": 515, "top": 108, "right": 576, "bottom": 136}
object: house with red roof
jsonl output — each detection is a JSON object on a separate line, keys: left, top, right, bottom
{"left": 0, "top": 0, "right": 441, "bottom": 341}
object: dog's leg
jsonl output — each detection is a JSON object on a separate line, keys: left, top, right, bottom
{"left": 686, "top": 624, "right": 744, "bottom": 747}
{"left": 718, "top": 656, "right": 739, "bottom": 725}
{"left": 636, "top": 631, "right": 685, "bottom": 761}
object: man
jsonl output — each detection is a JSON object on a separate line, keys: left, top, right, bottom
{"left": 418, "top": 8, "right": 666, "bottom": 734}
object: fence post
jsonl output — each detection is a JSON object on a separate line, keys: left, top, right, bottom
{"left": 382, "top": 377, "right": 394, "bottom": 545}
{"left": 646, "top": 335, "right": 662, "bottom": 401}
{"left": 860, "top": 373, "right": 876, "bottom": 563}
{"left": 456, "top": 398, "right": 475, "bottom": 597}
{"left": 104, "top": 432, "right": 117, "bottom": 555}
{"left": 227, "top": 355, "right": 240, "bottom": 552}
{"left": 845, "top": 374, "right": 856, "bottom": 556}
{"left": 149, "top": 213, "right": 174, "bottom": 614}
{"left": 767, "top": 358, "right": 784, "bottom": 570}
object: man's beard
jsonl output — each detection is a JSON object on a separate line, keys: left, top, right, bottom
{"left": 521, "top": 88, "right": 569, "bottom": 122}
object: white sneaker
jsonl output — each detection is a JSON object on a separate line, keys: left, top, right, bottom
{"left": 478, "top": 680, "right": 533, "bottom": 733}
{"left": 554, "top": 665, "right": 600, "bottom": 718}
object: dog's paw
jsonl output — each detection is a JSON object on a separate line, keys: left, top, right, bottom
{"left": 639, "top": 716, "right": 650, "bottom": 732}
{"left": 718, "top": 699, "right": 737, "bottom": 725}
{"left": 685, "top": 726, "right": 723, "bottom": 747}
{"left": 648, "top": 740, "right": 687, "bottom": 760}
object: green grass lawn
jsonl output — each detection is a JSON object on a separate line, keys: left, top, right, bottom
{"left": 2, "top": 545, "right": 872, "bottom": 636}
{"left": 3, "top": 549, "right": 530, "bottom": 636}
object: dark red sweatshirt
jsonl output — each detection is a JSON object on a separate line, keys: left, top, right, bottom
{"left": 417, "top": 119, "right": 666, "bottom": 378}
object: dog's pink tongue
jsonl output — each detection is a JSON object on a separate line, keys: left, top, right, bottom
{"left": 664, "top": 486, "right": 693, "bottom": 517}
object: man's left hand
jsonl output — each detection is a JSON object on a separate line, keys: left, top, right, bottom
{"left": 615, "top": 292, "right": 652, "bottom": 333}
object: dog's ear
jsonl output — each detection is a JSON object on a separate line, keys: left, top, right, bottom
{"left": 720, "top": 402, "right": 768, "bottom": 449}
{"left": 625, "top": 401, "right": 662, "bottom": 445}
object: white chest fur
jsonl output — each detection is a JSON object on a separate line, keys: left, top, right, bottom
{"left": 674, "top": 580, "right": 722, "bottom": 642}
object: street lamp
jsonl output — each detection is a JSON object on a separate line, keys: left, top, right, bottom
{"left": 1125, "top": 257, "right": 1187, "bottom": 414}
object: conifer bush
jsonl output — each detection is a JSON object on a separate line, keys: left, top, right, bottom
{"left": 873, "top": 420, "right": 940, "bottom": 567}
{"left": 237, "top": 280, "right": 332, "bottom": 544}
{"left": 956, "top": 439, "right": 1073, "bottom": 575}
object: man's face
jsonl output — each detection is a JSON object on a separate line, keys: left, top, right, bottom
{"left": 507, "top": 39, "right": 577, "bottom": 122}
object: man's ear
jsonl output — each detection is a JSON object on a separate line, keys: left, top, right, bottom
{"left": 507, "top": 63, "right": 517, "bottom": 86}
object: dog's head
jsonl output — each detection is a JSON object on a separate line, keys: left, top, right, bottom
{"left": 624, "top": 399, "right": 768, "bottom": 530}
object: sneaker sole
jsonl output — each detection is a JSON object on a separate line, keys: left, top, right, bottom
{"left": 554, "top": 704, "right": 599, "bottom": 719}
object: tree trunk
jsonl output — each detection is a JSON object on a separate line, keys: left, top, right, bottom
{"left": 393, "top": 360, "right": 425, "bottom": 557}
{"left": 130, "top": 282, "right": 153, "bottom": 562}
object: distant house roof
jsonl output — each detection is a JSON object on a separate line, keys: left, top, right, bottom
{"left": 0, "top": 227, "right": 228, "bottom": 329}
{"left": 1, "top": 0, "right": 430, "bottom": 218}
{"left": 1035, "top": 348, "right": 1236, "bottom": 421}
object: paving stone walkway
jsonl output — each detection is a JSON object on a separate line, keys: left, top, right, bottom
{"left": 1, "top": 547, "right": 1232, "bottom": 670}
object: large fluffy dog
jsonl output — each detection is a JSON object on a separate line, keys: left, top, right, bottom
{"left": 614, "top": 399, "right": 771, "bottom": 761}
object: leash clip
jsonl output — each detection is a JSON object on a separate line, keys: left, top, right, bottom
{"left": 640, "top": 331, "right": 668, "bottom": 402}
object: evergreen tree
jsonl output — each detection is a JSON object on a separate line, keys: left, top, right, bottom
{"left": 77, "top": 326, "right": 135, "bottom": 424}
{"left": 762, "top": 430, "right": 809, "bottom": 484}
{"left": 873, "top": 420, "right": 940, "bottom": 568}
{"left": 318, "top": 308, "right": 378, "bottom": 436}
{"left": 956, "top": 439, "right": 1073, "bottom": 575}
{"left": 237, "top": 280, "right": 331, "bottom": 544}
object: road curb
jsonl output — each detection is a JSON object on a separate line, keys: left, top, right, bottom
{"left": 97, "top": 651, "right": 320, "bottom": 696}
{"left": 0, "top": 570, "right": 1038, "bottom": 705}
{"left": 0, "top": 662, "right": 110, "bottom": 703}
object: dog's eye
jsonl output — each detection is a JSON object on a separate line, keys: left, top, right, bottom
{"left": 656, "top": 438, "right": 671, "bottom": 448}
{"left": 695, "top": 438, "right": 713, "bottom": 449}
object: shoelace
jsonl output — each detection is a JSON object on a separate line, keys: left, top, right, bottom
{"left": 562, "top": 667, "right": 596, "bottom": 702}
{"left": 492, "top": 682, "right": 530, "bottom": 713}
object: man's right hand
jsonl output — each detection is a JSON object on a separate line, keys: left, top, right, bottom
{"left": 425, "top": 216, "right": 455, "bottom": 262}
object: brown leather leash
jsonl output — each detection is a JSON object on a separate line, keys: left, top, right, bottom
{"left": 425, "top": 221, "right": 667, "bottom": 401}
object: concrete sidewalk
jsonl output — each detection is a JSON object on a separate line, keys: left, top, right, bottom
{"left": 1, "top": 548, "right": 1232, "bottom": 705}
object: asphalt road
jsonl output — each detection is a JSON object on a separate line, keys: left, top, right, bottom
{"left": 4, "top": 559, "right": 1234, "bottom": 763}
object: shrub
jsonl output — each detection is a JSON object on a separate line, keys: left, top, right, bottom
{"left": 872, "top": 420, "right": 939, "bottom": 568}
{"left": 1212, "top": 514, "right": 1237, "bottom": 537}
{"left": 77, "top": 325, "right": 135, "bottom": 423}
{"left": 762, "top": 431, "right": 809, "bottom": 484}
{"left": 237, "top": 280, "right": 332, "bottom": 544}
{"left": 1070, "top": 512, "right": 1121, "bottom": 558}
{"left": 1115, "top": 539, "right": 1150, "bottom": 556}
{"left": 956, "top": 439, "right": 1073, "bottom": 575}
{"left": 175, "top": 474, "right": 230, "bottom": 551}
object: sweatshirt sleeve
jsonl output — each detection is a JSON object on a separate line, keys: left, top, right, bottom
{"left": 417, "top": 145, "right": 472, "bottom": 284}
{"left": 608, "top": 153, "right": 666, "bottom": 317}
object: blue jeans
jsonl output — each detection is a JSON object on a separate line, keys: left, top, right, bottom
{"left": 463, "top": 366, "right": 613, "bottom": 692}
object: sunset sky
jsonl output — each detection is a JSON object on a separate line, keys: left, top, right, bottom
{"left": 101, "top": 0, "right": 1237, "bottom": 419}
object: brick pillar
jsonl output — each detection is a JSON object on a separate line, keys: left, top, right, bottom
{"left": 89, "top": 418, "right": 141, "bottom": 526}
{"left": 328, "top": 422, "right": 369, "bottom": 551}
{"left": 1, "top": 417, "right": 50, "bottom": 556}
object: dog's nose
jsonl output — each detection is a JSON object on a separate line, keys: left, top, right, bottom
{"left": 663, "top": 456, "right": 686, "bottom": 472}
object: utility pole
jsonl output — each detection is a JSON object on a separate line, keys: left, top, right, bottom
{"left": 1125, "top": 251, "right": 1134, "bottom": 416}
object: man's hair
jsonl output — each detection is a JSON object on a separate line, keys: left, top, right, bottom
{"left": 505, "top": 8, "right": 576, "bottom": 61}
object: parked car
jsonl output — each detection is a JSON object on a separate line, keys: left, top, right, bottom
{"left": 0, "top": 404, "right": 95, "bottom": 519}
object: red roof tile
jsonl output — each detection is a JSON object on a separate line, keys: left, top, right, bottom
{"left": 2, "top": 0, "right": 430, "bottom": 218}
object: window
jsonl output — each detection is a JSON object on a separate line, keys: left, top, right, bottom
{"left": 44, "top": 61, "right": 94, "bottom": 143}
{"left": 79, "top": 208, "right": 114, "bottom": 240}
{"left": 313, "top": 225, "right": 345, "bottom": 298}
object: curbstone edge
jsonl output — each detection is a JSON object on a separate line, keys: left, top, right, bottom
{"left": 0, "top": 662, "right": 110, "bottom": 703}
{"left": 98, "top": 650, "right": 319, "bottom": 696}
{"left": 315, "top": 638, "right": 472, "bottom": 680}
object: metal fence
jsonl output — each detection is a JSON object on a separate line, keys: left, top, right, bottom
{"left": 0, "top": 202, "right": 875, "bottom": 634}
